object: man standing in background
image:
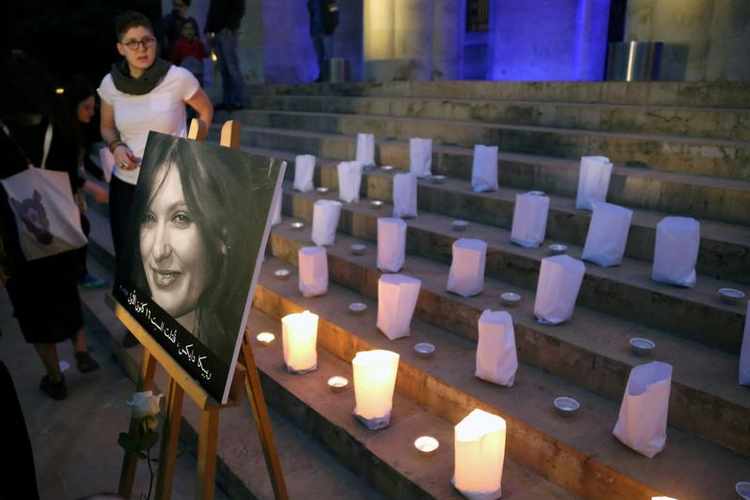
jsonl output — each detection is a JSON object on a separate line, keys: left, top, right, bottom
{"left": 205, "top": 0, "right": 245, "bottom": 110}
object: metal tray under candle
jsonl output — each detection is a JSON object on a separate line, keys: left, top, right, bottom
{"left": 414, "top": 342, "right": 436, "bottom": 358}
{"left": 553, "top": 396, "right": 580, "bottom": 417}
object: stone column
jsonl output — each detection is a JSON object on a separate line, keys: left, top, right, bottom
{"left": 488, "top": 0, "right": 611, "bottom": 81}
{"left": 626, "top": 0, "right": 750, "bottom": 81}
{"left": 363, "top": 0, "right": 440, "bottom": 81}
{"left": 432, "top": 0, "right": 466, "bottom": 80}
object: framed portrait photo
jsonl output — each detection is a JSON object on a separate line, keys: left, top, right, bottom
{"left": 114, "top": 131, "right": 286, "bottom": 404}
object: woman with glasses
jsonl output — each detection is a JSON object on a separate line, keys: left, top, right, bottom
{"left": 98, "top": 11, "right": 213, "bottom": 346}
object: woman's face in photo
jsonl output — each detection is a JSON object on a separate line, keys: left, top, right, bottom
{"left": 140, "top": 164, "right": 211, "bottom": 323}
{"left": 117, "top": 26, "right": 157, "bottom": 73}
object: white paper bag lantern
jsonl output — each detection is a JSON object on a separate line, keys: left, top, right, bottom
{"left": 534, "top": 255, "right": 586, "bottom": 325}
{"left": 613, "top": 361, "right": 673, "bottom": 458}
{"left": 311, "top": 199, "right": 342, "bottom": 246}
{"left": 293, "top": 154, "right": 316, "bottom": 192}
{"left": 377, "top": 217, "right": 407, "bottom": 273}
{"left": 471, "top": 145, "right": 499, "bottom": 193}
{"left": 453, "top": 409, "right": 506, "bottom": 500}
{"left": 475, "top": 310, "right": 518, "bottom": 387}
{"left": 377, "top": 274, "right": 421, "bottom": 340}
{"left": 337, "top": 161, "right": 363, "bottom": 203}
{"left": 582, "top": 202, "right": 633, "bottom": 267}
{"left": 447, "top": 239, "right": 487, "bottom": 297}
{"left": 392, "top": 172, "right": 418, "bottom": 218}
{"left": 651, "top": 216, "right": 700, "bottom": 287}
{"left": 270, "top": 184, "right": 282, "bottom": 226}
{"left": 510, "top": 192, "right": 550, "bottom": 248}
{"left": 576, "top": 155, "right": 613, "bottom": 210}
{"left": 355, "top": 133, "right": 375, "bottom": 166}
{"left": 98, "top": 146, "right": 114, "bottom": 183}
{"left": 409, "top": 137, "right": 433, "bottom": 178}
{"left": 281, "top": 310, "right": 319, "bottom": 374}
{"left": 298, "top": 246, "right": 328, "bottom": 297}
{"left": 740, "top": 301, "right": 750, "bottom": 386}
{"left": 352, "top": 350, "right": 399, "bottom": 430}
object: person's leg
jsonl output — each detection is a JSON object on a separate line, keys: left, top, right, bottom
{"left": 71, "top": 327, "right": 100, "bottom": 373}
{"left": 78, "top": 213, "right": 106, "bottom": 289}
{"left": 108, "top": 177, "right": 136, "bottom": 285}
{"left": 219, "top": 29, "right": 244, "bottom": 108}
{"left": 108, "top": 177, "right": 139, "bottom": 347}
{"left": 214, "top": 32, "right": 232, "bottom": 107}
{"left": 313, "top": 35, "right": 325, "bottom": 81}
{"left": 33, "top": 343, "right": 67, "bottom": 400}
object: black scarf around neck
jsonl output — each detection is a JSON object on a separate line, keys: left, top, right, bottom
{"left": 110, "top": 58, "right": 172, "bottom": 96}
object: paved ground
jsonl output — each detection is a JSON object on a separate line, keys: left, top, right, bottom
{"left": 0, "top": 280, "right": 230, "bottom": 500}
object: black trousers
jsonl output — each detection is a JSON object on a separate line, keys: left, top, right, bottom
{"left": 108, "top": 175, "right": 136, "bottom": 285}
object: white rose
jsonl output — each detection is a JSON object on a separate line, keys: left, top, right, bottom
{"left": 127, "top": 390, "right": 163, "bottom": 419}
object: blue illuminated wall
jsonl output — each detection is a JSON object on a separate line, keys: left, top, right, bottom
{"left": 488, "top": 0, "right": 611, "bottom": 81}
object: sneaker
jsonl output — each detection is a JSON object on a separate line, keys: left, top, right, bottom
{"left": 122, "top": 331, "right": 139, "bottom": 348}
{"left": 75, "top": 351, "right": 100, "bottom": 373}
{"left": 79, "top": 273, "right": 108, "bottom": 289}
{"left": 40, "top": 375, "right": 67, "bottom": 400}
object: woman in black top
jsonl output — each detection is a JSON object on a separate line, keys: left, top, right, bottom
{"left": 0, "top": 54, "right": 100, "bottom": 401}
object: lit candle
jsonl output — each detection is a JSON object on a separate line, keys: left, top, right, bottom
{"left": 414, "top": 436, "right": 439, "bottom": 455}
{"left": 256, "top": 332, "right": 275, "bottom": 346}
{"left": 327, "top": 376, "right": 349, "bottom": 393}
{"left": 454, "top": 409, "right": 506, "bottom": 498}
{"left": 281, "top": 310, "right": 319, "bottom": 374}
{"left": 352, "top": 350, "right": 399, "bottom": 430}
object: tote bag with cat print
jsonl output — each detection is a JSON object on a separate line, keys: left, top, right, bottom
{"left": 1, "top": 166, "right": 87, "bottom": 261}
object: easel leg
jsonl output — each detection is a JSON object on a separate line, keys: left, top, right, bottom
{"left": 118, "top": 349, "right": 157, "bottom": 497}
{"left": 242, "top": 338, "right": 289, "bottom": 499}
{"left": 197, "top": 406, "right": 220, "bottom": 500}
{"left": 155, "top": 377, "right": 185, "bottom": 500}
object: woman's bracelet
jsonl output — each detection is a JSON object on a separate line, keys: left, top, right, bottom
{"left": 108, "top": 140, "right": 125, "bottom": 154}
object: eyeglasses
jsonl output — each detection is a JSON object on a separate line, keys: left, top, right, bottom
{"left": 121, "top": 37, "right": 156, "bottom": 50}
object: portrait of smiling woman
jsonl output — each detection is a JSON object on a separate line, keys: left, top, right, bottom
{"left": 123, "top": 132, "right": 283, "bottom": 367}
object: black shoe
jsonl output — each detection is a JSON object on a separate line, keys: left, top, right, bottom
{"left": 122, "top": 331, "right": 139, "bottom": 348}
{"left": 40, "top": 375, "right": 67, "bottom": 400}
{"left": 75, "top": 351, "right": 100, "bottom": 373}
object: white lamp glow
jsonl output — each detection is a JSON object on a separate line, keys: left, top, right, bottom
{"left": 352, "top": 350, "right": 399, "bottom": 430}
{"left": 281, "top": 310, "right": 319, "bottom": 374}
{"left": 453, "top": 409, "right": 506, "bottom": 499}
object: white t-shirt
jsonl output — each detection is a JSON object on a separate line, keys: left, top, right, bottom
{"left": 98, "top": 66, "right": 199, "bottom": 185}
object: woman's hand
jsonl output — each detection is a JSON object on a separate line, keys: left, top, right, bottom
{"left": 112, "top": 144, "right": 139, "bottom": 171}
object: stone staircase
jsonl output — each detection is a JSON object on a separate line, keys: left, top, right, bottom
{"left": 227, "top": 81, "right": 749, "bottom": 500}
{"left": 83, "top": 80, "right": 749, "bottom": 500}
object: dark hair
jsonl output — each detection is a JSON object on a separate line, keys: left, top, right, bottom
{"left": 125, "top": 133, "right": 280, "bottom": 363}
{"left": 115, "top": 11, "right": 154, "bottom": 41}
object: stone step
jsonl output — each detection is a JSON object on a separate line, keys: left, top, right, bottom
{"left": 266, "top": 224, "right": 750, "bottom": 458}
{"left": 253, "top": 256, "right": 750, "bottom": 500}
{"left": 78, "top": 255, "right": 386, "bottom": 500}
{"left": 245, "top": 81, "right": 750, "bottom": 108}
{"left": 310, "top": 159, "right": 749, "bottom": 284}
{"left": 246, "top": 94, "right": 750, "bottom": 142}
{"left": 278, "top": 188, "right": 748, "bottom": 354}
{"left": 81, "top": 209, "right": 575, "bottom": 500}
{"left": 234, "top": 109, "right": 750, "bottom": 181}
{"left": 248, "top": 306, "right": 577, "bottom": 500}
{"left": 232, "top": 125, "right": 750, "bottom": 227}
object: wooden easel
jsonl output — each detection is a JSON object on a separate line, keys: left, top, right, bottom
{"left": 116, "top": 119, "right": 288, "bottom": 500}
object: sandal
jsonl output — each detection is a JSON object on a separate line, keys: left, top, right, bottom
{"left": 75, "top": 351, "right": 100, "bottom": 373}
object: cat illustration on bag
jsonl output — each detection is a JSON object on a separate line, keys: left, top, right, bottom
{"left": 10, "top": 190, "right": 53, "bottom": 245}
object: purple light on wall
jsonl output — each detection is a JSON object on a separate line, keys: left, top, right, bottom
{"left": 488, "top": 0, "right": 611, "bottom": 81}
